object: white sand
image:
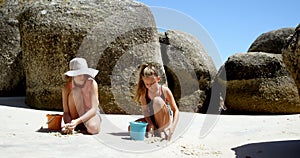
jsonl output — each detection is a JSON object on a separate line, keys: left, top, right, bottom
{"left": 1, "top": 98, "right": 300, "bottom": 157}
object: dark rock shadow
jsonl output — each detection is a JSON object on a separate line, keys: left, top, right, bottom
{"left": 0, "top": 96, "right": 29, "bottom": 109}
{"left": 232, "top": 140, "right": 300, "bottom": 158}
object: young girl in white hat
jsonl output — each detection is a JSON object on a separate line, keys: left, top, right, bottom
{"left": 62, "top": 57, "right": 101, "bottom": 134}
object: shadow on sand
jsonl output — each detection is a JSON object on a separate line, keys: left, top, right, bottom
{"left": 0, "top": 97, "right": 29, "bottom": 109}
{"left": 108, "top": 132, "right": 130, "bottom": 137}
{"left": 108, "top": 132, "right": 131, "bottom": 140}
{"left": 36, "top": 127, "right": 61, "bottom": 133}
{"left": 232, "top": 140, "right": 300, "bottom": 158}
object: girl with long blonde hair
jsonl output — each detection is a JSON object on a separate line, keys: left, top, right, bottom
{"left": 132, "top": 63, "right": 179, "bottom": 140}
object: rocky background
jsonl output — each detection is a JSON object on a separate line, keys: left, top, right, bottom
{"left": 0, "top": 0, "right": 299, "bottom": 114}
{"left": 0, "top": 0, "right": 25, "bottom": 97}
{"left": 282, "top": 24, "right": 300, "bottom": 98}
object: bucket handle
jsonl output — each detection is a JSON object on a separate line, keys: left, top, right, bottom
{"left": 46, "top": 116, "right": 56, "bottom": 124}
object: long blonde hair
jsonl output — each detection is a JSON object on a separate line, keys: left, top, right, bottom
{"left": 134, "top": 63, "right": 159, "bottom": 103}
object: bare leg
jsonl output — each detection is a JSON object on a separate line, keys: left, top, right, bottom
{"left": 67, "top": 90, "right": 80, "bottom": 120}
{"left": 152, "top": 97, "right": 172, "bottom": 138}
{"left": 68, "top": 87, "right": 101, "bottom": 134}
{"left": 61, "top": 89, "right": 81, "bottom": 134}
{"left": 85, "top": 114, "right": 101, "bottom": 134}
{"left": 71, "top": 87, "right": 85, "bottom": 116}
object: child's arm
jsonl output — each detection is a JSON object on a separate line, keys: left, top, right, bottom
{"left": 140, "top": 96, "right": 155, "bottom": 131}
{"left": 62, "top": 85, "right": 72, "bottom": 124}
{"left": 164, "top": 86, "right": 179, "bottom": 140}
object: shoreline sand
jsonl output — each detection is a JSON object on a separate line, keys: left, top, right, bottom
{"left": 1, "top": 97, "right": 300, "bottom": 157}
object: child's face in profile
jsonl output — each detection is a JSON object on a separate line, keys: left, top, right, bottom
{"left": 142, "top": 75, "right": 160, "bottom": 92}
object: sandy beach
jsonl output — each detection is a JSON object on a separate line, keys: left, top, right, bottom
{"left": 1, "top": 97, "right": 300, "bottom": 158}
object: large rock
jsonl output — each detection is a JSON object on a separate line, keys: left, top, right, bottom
{"left": 77, "top": 2, "right": 163, "bottom": 115}
{"left": 159, "top": 30, "right": 216, "bottom": 112}
{"left": 282, "top": 24, "right": 300, "bottom": 97}
{"left": 0, "top": 1, "right": 25, "bottom": 96}
{"left": 217, "top": 52, "right": 300, "bottom": 114}
{"left": 18, "top": 0, "right": 162, "bottom": 112}
{"left": 248, "top": 28, "right": 294, "bottom": 54}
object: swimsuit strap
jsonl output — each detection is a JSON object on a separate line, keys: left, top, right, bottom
{"left": 146, "top": 85, "right": 165, "bottom": 103}
{"left": 160, "top": 85, "right": 166, "bottom": 102}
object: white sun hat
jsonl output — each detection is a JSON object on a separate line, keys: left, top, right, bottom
{"left": 64, "top": 57, "right": 98, "bottom": 78}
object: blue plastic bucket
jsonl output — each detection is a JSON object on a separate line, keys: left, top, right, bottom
{"left": 130, "top": 121, "right": 148, "bottom": 140}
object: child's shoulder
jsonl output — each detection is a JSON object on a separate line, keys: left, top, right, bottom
{"left": 63, "top": 81, "right": 72, "bottom": 89}
{"left": 161, "top": 84, "right": 171, "bottom": 93}
{"left": 87, "top": 77, "right": 98, "bottom": 88}
{"left": 161, "top": 83, "right": 169, "bottom": 88}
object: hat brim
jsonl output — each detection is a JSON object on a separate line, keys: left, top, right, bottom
{"left": 64, "top": 68, "right": 98, "bottom": 78}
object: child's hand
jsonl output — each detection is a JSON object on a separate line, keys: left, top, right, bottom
{"left": 66, "top": 119, "right": 79, "bottom": 130}
{"left": 62, "top": 119, "right": 79, "bottom": 131}
{"left": 147, "top": 123, "right": 155, "bottom": 138}
{"left": 166, "top": 128, "right": 174, "bottom": 141}
{"left": 61, "top": 124, "right": 73, "bottom": 134}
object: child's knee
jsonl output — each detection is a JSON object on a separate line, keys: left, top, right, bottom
{"left": 86, "top": 122, "right": 100, "bottom": 134}
{"left": 152, "top": 97, "right": 165, "bottom": 110}
{"left": 152, "top": 97, "right": 164, "bottom": 104}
